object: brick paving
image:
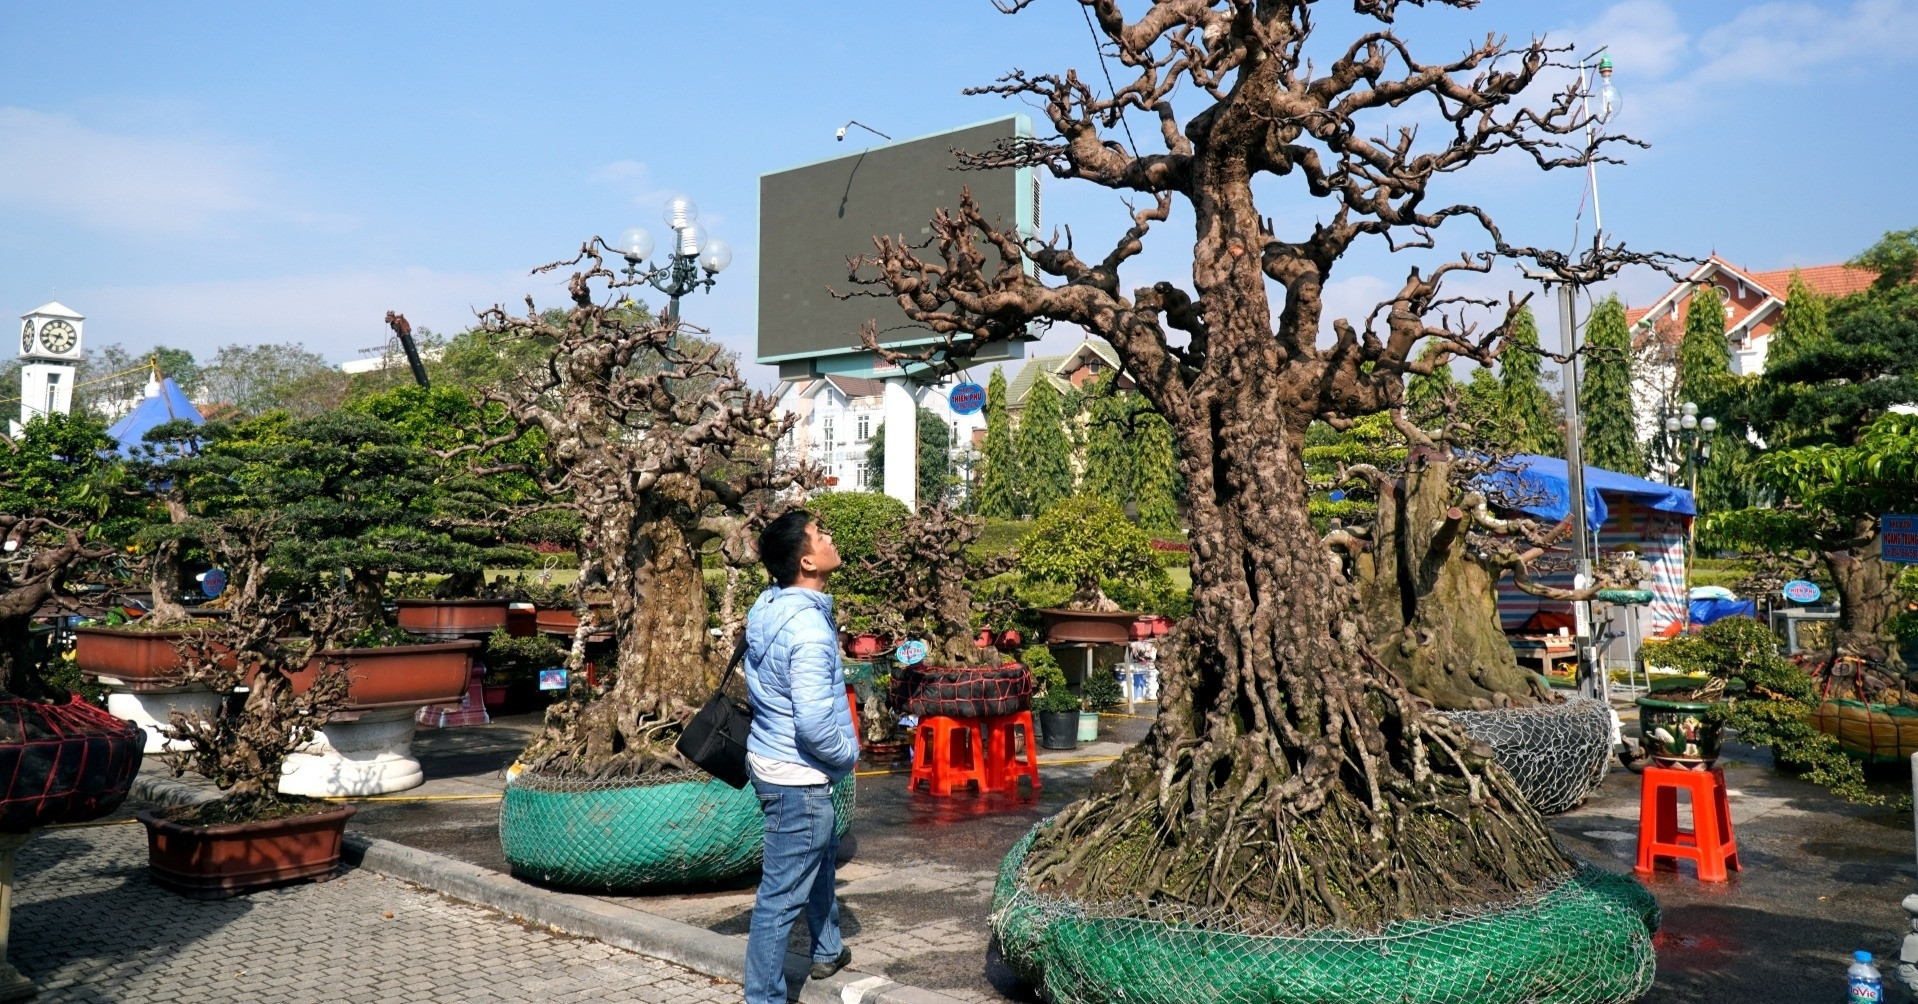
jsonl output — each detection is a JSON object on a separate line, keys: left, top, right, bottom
{"left": 13, "top": 813, "right": 742, "bottom": 1004}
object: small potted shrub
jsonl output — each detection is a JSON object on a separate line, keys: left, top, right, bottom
{"left": 1025, "top": 646, "right": 1079, "bottom": 750}
{"left": 1019, "top": 497, "right": 1167, "bottom": 644}
{"left": 1078, "top": 661, "right": 1124, "bottom": 741}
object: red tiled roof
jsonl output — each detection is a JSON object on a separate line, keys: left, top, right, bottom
{"left": 1744, "top": 263, "right": 1878, "bottom": 300}
{"left": 823, "top": 374, "right": 884, "bottom": 399}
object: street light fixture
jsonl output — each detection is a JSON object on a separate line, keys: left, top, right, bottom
{"left": 615, "top": 195, "right": 732, "bottom": 324}
{"left": 1663, "top": 399, "right": 1718, "bottom": 596}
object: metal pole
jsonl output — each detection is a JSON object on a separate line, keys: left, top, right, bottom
{"left": 1556, "top": 282, "right": 1601, "bottom": 702}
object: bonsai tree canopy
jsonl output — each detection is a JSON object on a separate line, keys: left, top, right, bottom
{"left": 1017, "top": 496, "right": 1164, "bottom": 612}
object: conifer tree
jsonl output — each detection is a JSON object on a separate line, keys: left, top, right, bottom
{"left": 1016, "top": 374, "right": 1073, "bottom": 516}
{"left": 1500, "top": 305, "right": 1563, "bottom": 455}
{"left": 1080, "top": 374, "right": 1133, "bottom": 506}
{"left": 1580, "top": 294, "right": 1642, "bottom": 475}
{"left": 978, "top": 367, "right": 1019, "bottom": 518}
{"left": 1132, "top": 408, "right": 1181, "bottom": 534}
{"left": 1765, "top": 271, "right": 1829, "bottom": 375}
{"left": 1676, "top": 285, "right": 1751, "bottom": 511}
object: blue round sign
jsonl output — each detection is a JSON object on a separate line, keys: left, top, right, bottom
{"left": 200, "top": 568, "right": 227, "bottom": 598}
{"left": 948, "top": 382, "right": 986, "bottom": 416}
{"left": 1327, "top": 490, "right": 1347, "bottom": 502}
{"left": 1782, "top": 579, "right": 1821, "bottom": 604}
{"left": 895, "top": 639, "right": 928, "bottom": 667}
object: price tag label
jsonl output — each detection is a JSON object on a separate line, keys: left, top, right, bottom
{"left": 895, "top": 639, "right": 928, "bottom": 666}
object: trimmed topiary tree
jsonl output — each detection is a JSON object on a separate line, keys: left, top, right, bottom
{"left": 1017, "top": 496, "right": 1164, "bottom": 612}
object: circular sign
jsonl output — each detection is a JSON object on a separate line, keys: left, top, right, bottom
{"left": 1327, "top": 490, "right": 1347, "bottom": 502}
{"left": 895, "top": 639, "right": 928, "bottom": 666}
{"left": 1782, "top": 579, "right": 1821, "bottom": 603}
{"left": 200, "top": 568, "right": 227, "bottom": 598}
{"left": 948, "top": 382, "right": 986, "bottom": 416}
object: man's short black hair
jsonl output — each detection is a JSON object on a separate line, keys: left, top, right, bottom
{"left": 759, "top": 509, "right": 815, "bottom": 587}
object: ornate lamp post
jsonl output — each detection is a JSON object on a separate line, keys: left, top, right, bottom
{"left": 614, "top": 195, "right": 733, "bottom": 324}
{"left": 1662, "top": 401, "right": 1717, "bottom": 595}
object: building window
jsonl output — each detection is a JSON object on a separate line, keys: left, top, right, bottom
{"left": 856, "top": 463, "right": 871, "bottom": 489}
{"left": 823, "top": 417, "right": 835, "bottom": 446}
{"left": 856, "top": 415, "right": 870, "bottom": 442}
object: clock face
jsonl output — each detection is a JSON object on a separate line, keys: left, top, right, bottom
{"left": 37, "top": 319, "right": 76, "bottom": 354}
{"left": 20, "top": 321, "right": 31, "bottom": 355}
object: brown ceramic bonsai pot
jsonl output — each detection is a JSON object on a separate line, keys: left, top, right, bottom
{"left": 394, "top": 598, "right": 510, "bottom": 639}
{"left": 73, "top": 626, "right": 234, "bottom": 691}
{"left": 280, "top": 640, "right": 477, "bottom": 711}
{"left": 1039, "top": 608, "right": 1141, "bottom": 646}
{"left": 534, "top": 605, "right": 614, "bottom": 641}
{"left": 135, "top": 803, "right": 357, "bottom": 899}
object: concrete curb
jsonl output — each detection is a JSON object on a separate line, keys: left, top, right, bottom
{"left": 130, "top": 771, "right": 965, "bottom": 1004}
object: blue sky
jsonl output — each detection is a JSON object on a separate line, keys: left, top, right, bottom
{"left": 5, "top": 0, "right": 1916, "bottom": 388}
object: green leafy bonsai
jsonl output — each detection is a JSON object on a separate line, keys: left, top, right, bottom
{"left": 1025, "top": 645, "right": 1079, "bottom": 714}
{"left": 1017, "top": 496, "right": 1165, "bottom": 611}
{"left": 1641, "top": 617, "right": 1874, "bottom": 802}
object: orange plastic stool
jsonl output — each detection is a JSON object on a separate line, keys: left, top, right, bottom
{"left": 908, "top": 716, "right": 990, "bottom": 795}
{"left": 983, "top": 711, "right": 1041, "bottom": 794}
{"left": 845, "top": 686, "right": 858, "bottom": 729}
{"left": 1635, "top": 765, "right": 1740, "bottom": 882}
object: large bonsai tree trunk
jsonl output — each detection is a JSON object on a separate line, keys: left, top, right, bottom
{"left": 145, "top": 498, "right": 192, "bottom": 627}
{"left": 1825, "top": 528, "right": 1904, "bottom": 668}
{"left": 1019, "top": 184, "right": 1568, "bottom": 931}
{"left": 523, "top": 474, "right": 718, "bottom": 775}
{"left": 1349, "top": 458, "right": 1552, "bottom": 709}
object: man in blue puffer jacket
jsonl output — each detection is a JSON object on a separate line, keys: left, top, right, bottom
{"left": 741, "top": 509, "right": 859, "bottom": 1003}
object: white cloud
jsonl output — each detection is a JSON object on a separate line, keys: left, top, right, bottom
{"left": 66, "top": 267, "right": 574, "bottom": 363}
{"left": 589, "top": 159, "right": 677, "bottom": 212}
{"left": 0, "top": 108, "right": 270, "bottom": 234}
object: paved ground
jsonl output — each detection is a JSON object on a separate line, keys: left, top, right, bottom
{"left": 127, "top": 698, "right": 1918, "bottom": 1003}
{"left": 15, "top": 812, "right": 742, "bottom": 1003}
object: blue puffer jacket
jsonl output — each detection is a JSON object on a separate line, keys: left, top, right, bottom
{"left": 742, "top": 585, "right": 859, "bottom": 780}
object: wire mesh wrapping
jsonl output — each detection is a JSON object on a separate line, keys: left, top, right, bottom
{"left": 0, "top": 693, "right": 144, "bottom": 831}
{"left": 990, "top": 823, "right": 1658, "bottom": 1004}
{"left": 499, "top": 767, "right": 855, "bottom": 889}
{"left": 1439, "top": 696, "right": 1615, "bottom": 815}
{"left": 893, "top": 662, "right": 1033, "bottom": 719}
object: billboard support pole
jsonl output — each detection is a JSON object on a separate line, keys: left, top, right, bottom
{"left": 883, "top": 377, "right": 918, "bottom": 511}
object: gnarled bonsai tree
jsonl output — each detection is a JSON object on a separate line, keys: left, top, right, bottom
{"left": 863, "top": 504, "right": 1019, "bottom": 666}
{"left": 851, "top": 0, "right": 1670, "bottom": 935}
{"left": 473, "top": 245, "right": 799, "bottom": 777}
{"left": 1319, "top": 409, "right": 1636, "bottom": 710}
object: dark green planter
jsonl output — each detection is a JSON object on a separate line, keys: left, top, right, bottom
{"left": 1037, "top": 711, "right": 1079, "bottom": 750}
{"left": 1635, "top": 696, "right": 1724, "bottom": 769}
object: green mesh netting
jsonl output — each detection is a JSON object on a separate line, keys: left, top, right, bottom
{"left": 500, "top": 768, "right": 855, "bottom": 890}
{"left": 991, "top": 824, "right": 1658, "bottom": 1004}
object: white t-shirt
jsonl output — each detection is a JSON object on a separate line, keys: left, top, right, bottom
{"left": 747, "top": 751, "right": 828, "bottom": 787}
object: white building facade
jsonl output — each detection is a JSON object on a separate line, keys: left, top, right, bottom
{"left": 773, "top": 372, "right": 988, "bottom": 502}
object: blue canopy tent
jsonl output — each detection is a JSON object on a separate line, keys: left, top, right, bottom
{"left": 106, "top": 377, "right": 204, "bottom": 457}
{"left": 1477, "top": 455, "right": 1698, "bottom": 637}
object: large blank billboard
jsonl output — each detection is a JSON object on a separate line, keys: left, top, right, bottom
{"left": 757, "top": 116, "right": 1036, "bottom": 374}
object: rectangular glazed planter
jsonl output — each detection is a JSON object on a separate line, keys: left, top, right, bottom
{"left": 135, "top": 803, "right": 357, "bottom": 899}
{"left": 73, "top": 626, "right": 235, "bottom": 691}
{"left": 1039, "top": 608, "right": 1141, "bottom": 646}
{"left": 394, "top": 598, "right": 511, "bottom": 639}
{"left": 276, "top": 640, "right": 478, "bottom": 711}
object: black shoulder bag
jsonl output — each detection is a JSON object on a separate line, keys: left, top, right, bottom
{"left": 676, "top": 635, "right": 754, "bottom": 789}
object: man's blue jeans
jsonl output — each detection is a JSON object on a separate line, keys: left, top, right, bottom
{"left": 744, "top": 778, "right": 842, "bottom": 1003}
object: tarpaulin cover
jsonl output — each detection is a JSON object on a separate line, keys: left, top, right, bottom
{"left": 1689, "top": 597, "right": 1757, "bottom": 626}
{"left": 1478, "top": 454, "right": 1696, "bottom": 527}
{"left": 106, "top": 378, "right": 203, "bottom": 457}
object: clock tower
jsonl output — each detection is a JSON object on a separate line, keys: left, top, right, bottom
{"left": 17, "top": 301, "right": 82, "bottom": 434}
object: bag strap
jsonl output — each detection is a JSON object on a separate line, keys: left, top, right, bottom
{"left": 715, "top": 632, "right": 749, "bottom": 692}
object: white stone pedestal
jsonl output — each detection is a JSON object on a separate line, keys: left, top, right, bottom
{"left": 278, "top": 707, "right": 427, "bottom": 797}
{"left": 105, "top": 688, "right": 223, "bottom": 754}
{"left": 0, "top": 832, "right": 35, "bottom": 1001}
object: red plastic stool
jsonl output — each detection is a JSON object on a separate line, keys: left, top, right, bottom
{"left": 909, "top": 716, "right": 990, "bottom": 795}
{"left": 1635, "top": 765, "right": 1740, "bottom": 882}
{"left": 983, "top": 711, "right": 1041, "bottom": 794}
{"left": 846, "top": 686, "right": 858, "bottom": 729}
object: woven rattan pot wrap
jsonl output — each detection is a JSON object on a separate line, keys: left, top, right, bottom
{"left": 499, "top": 768, "right": 855, "bottom": 889}
{"left": 990, "top": 823, "right": 1657, "bottom": 1004}
{"left": 1439, "top": 696, "right": 1614, "bottom": 815}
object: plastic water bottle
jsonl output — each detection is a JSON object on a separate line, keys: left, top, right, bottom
{"left": 1848, "top": 950, "right": 1883, "bottom": 1003}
